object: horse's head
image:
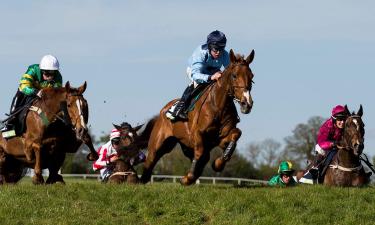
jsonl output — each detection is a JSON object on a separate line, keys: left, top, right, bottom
{"left": 113, "top": 122, "right": 144, "bottom": 154}
{"left": 342, "top": 105, "right": 365, "bottom": 156}
{"left": 64, "top": 81, "right": 89, "bottom": 139}
{"left": 225, "top": 49, "right": 255, "bottom": 114}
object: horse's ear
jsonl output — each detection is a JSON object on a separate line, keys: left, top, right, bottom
{"left": 245, "top": 49, "right": 255, "bottom": 65}
{"left": 113, "top": 123, "right": 122, "bottom": 131}
{"left": 357, "top": 104, "right": 363, "bottom": 117}
{"left": 229, "top": 49, "right": 237, "bottom": 64}
{"left": 344, "top": 104, "right": 350, "bottom": 115}
{"left": 134, "top": 124, "right": 144, "bottom": 136}
{"left": 65, "top": 81, "right": 71, "bottom": 92}
{"left": 78, "top": 81, "right": 87, "bottom": 95}
{"left": 134, "top": 124, "right": 143, "bottom": 132}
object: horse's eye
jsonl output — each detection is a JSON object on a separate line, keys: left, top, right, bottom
{"left": 232, "top": 74, "right": 237, "bottom": 79}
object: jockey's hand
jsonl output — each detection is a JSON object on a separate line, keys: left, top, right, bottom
{"left": 110, "top": 155, "right": 119, "bottom": 162}
{"left": 210, "top": 72, "right": 222, "bottom": 81}
{"left": 36, "top": 90, "right": 43, "bottom": 98}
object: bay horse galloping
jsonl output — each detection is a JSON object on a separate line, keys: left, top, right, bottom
{"left": 324, "top": 105, "right": 369, "bottom": 186}
{"left": 0, "top": 82, "right": 98, "bottom": 184}
{"left": 141, "top": 49, "right": 255, "bottom": 185}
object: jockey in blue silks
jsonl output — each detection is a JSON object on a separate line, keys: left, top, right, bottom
{"left": 166, "top": 30, "right": 230, "bottom": 121}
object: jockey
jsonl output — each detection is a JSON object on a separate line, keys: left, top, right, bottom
{"left": 166, "top": 30, "right": 230, "bottom": 121}
{"left": 1, "top": 55, "right": 62, "bottom": 136}
{"left": 310, "top": 105, "right": 348, "bottom": 177}
{"left": 268, "top": 161, "right": 297, "bottom": 187}
{"left": 93, "top": 129, "right": 122, "bottom": 181}
{"left": 93, "top": 128, "right": 146, "bottom": 182}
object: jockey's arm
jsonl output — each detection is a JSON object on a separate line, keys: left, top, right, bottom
{"left": 317, "top": 125, "right": 334, "bottom": 150}
{"left": 19, "top": 73, "right": 37, "bottom": 95}
{"left": 191, "top": 62, "right": 213, "bottom": 84}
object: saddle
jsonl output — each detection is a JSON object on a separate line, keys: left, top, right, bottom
{"left": 2, "top": 97, "right": 42, "bottom": 139}
{"left": 186, "top": 83, "right": 212, "bottom": 112}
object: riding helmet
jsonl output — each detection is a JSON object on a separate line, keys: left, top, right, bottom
{"left": 207, "top": 30, "right": 227, "bottom": 49}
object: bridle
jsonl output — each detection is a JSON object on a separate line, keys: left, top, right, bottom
{"left": 226, "top": 63, "right": 254, "bottom": 103}
{"left": 331, "top": 115, "right": 365, "bottom": 172}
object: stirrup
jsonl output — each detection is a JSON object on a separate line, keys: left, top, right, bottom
{"left": 166, "top": 110, "right": 176, "bottom": 120}
{"left": 2, "top": 129, "right": 16, "bottom": 138}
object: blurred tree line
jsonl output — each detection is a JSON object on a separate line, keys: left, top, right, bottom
{"left": 62, "top": 116, "right": 330, "bottom": 180}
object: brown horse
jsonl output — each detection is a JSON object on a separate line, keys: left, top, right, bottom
{"left": 324, "top": 105, "right": 369, "bottom": 186}
{"left": 108, "top": 159, "right": 139, "bottom": 184}
{"left": 140, "top": 49, "right": 255, "bottom": 185}
{"left": 105, "top": 121, "right": 156, "bottom": 184}
{"left": 297, "top": 105, "right": 369, "bottom": 186}
{"left": 0, "top": 82, "right": 98, "bottom": 184}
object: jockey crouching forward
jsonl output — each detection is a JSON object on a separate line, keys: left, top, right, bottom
{"left": 93, "top": 129, "right": 146, "bottom": 182}
{"left": 1, "top": 55, "right": 62, "bottom": 138}
{"left": 166, "top": 30, "right": 230, "bottom": 121}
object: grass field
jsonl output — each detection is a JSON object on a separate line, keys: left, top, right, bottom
{"left": 0, "top": 179, "right": 374, "bottom": 225}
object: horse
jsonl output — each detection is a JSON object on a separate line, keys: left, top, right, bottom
{"left": 138, "top": 49, "right": 255, "bottom": 185}
{"left": 323, "top": 105, "right": 369, "bottom": 186}
{"left": 107, "top": 159, "right": 139, "bottom": 184}
{"left": 0, "top": 82, "right": 98, "bottom": 184}
{"left": 108, "top": 121, "right": 157, "bottom": 184}
{"left": 297, "top": 105, "right": 369, "bottom": 186}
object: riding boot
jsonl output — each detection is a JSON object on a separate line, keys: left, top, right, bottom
{"left": 170, "top": 101, "right": 188, "bottom": 120}
{"left": 309, "top": 154, "right": 325, "bottom": 179}
{"left": 1, "top": 91, "right": 27, "bottom": 137}
{"left": 166, "top": 85, "right": 194, "bottom": 120}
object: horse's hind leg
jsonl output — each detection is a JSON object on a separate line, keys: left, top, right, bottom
{"left": 212, "top": 128, "right": 242, "bottom": 172}
{"left": 46, "top": 152, "right": 66, "bottom": 184}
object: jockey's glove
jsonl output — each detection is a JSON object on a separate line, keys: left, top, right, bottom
{"left": 36, "top": 90, "right": 43, "bottom": 98}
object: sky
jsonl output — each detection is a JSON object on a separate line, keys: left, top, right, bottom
{"left": 1, "top": 0, "right": 374, "bottom": 157}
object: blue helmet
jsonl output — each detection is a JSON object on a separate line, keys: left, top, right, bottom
{"left": 206, "top": 30, "right": 227, "bottom": 49}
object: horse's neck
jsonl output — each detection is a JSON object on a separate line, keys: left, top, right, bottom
{"left": 336, "top": 148, "right": 360, "bottom": 168}
{"left": 33, "top": 95, "right": 64, "bottom": 119}
{"left": 208, "top": 73, "right": 232, "bottom": 111}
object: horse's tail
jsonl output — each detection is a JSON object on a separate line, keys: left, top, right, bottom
{"left": 135, "top": 115, "right": 158, "bottom": 149}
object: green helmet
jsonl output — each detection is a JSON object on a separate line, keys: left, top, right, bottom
{"left": 278, "top": 161, "right": 295, "bottom": 175}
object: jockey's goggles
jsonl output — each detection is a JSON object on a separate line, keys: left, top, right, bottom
{"left": 111, "top": 138, "right": 120, "bottom": 145}
{"left": 209, "top": 44, "right": 224, "bottom": 53}
{"left": 42, "top": 70, "right": 56, "bottom": 77}
{"left": 332, "top": 115, "right": 347, "bottom": 121}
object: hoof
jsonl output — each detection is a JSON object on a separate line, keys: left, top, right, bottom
{"left": 87, "top": 153, "right": 99, "bottom": 161}
{"left": 32, "top": 176, "right": 45, "bottom": 185}
{"left": 180, "top": 175, "right": 195, "bottom": 186}
{"left": 212, "top": 157, "right": 226, "bottom": 172}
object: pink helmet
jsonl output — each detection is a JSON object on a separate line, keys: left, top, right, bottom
{"left": 110, "top": 129, "right": 121, "bottom": 141}
{"left": 331, "top": 105, "right": 346, "bottom": 117}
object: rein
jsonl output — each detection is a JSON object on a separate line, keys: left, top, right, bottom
{"left": 329, "top": 163, "right": 363, "bottom": 172}
{"left": 30, "top": 98, "right": 67, "bottom": 126}
{"left": 109, "top": 171, "right": 135, "bottom": 178}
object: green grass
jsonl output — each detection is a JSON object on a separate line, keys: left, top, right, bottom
{"left": 0, "top": 179, "right": 374, "bottom": 225}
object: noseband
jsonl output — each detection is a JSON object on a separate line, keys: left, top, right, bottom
{"left": 226, "top": 63, "right": 254, "bottom": 102}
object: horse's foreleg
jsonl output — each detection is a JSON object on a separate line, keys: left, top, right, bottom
{"left": 213, "top": 128, "right": 242, "bottom": 172}
{"left": 181, "top": 134, "right": 205, "bottom": 186}
{"left": 82, "top": 133, "right": 99, "bottom": 161}
{"left": 31, "top": 143, "right": 44, "bottom": 185}
{"left": 141, "top": 135, "right": 176, "bottom": 184}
